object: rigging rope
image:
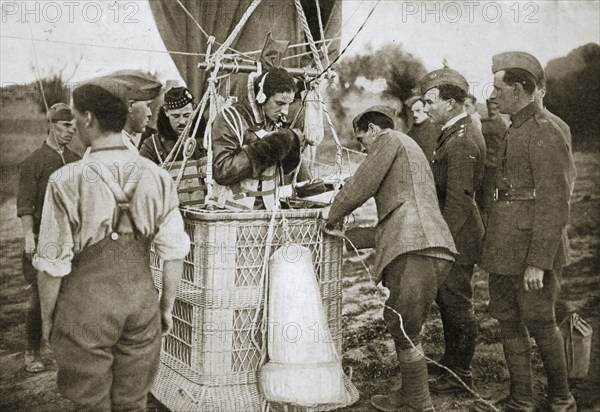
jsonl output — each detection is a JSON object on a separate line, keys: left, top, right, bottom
{"left": 313, "top": 0, "right": 382, "bottom": 81}
{"left": 325, "top": 227, "right": 500, "bottom": 412}
{"left": 174, "top": 0, "right": 257, "bottom": 61}
{"left": 0, "top": 34, "right": 258, "bottom": 62}
{"left": 315, "top": 0, "right": 331, "bottom": 67}
{"left": 293, "top": 0, "right": 325, "bottom": 74}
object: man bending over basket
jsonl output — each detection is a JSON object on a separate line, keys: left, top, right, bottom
{"left": 324, "top": 106, "right": 457, "bottom": 412}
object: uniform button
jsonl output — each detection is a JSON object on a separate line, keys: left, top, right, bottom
{"left": 111, "top": 232, "right": 119, "bottom": 240}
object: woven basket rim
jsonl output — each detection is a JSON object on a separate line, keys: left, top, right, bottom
{"left": 180, "top": 207, "right": 324, "bottom": 221}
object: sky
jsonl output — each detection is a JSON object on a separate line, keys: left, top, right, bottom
{"left": 1, "top": 0, "right": 599, "bottom": 101}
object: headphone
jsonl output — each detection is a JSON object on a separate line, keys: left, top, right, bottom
{"left": 256, "top": 72, "right": 268, "bottom": 104}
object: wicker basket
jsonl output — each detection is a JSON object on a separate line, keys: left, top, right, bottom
{"left": 150, "top": 208, "right": 344, "bottom": 412}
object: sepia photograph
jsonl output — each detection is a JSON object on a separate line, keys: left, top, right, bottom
{"left": 1, "top": 1, "right": 599, "bottom": 411}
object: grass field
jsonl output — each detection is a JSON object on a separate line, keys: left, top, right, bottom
{"left": 1, "top": 100, "right": 598, "bottom": 411}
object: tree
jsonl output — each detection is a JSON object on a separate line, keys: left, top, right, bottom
{"left": 544, "top": 43, "right": 600, "bottom": 150}
{"left": 330, "top": 43, "right": 427, "bottom": 140}
{"left": 336, "top": 43, "right": 427, "bottom": 101}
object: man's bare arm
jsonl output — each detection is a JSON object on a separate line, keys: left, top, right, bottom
{"left": 37, "top": 271, "right": 62, "bottom": 340}
{"left": 160, "top": 259, "right": 183, "bottom": 336}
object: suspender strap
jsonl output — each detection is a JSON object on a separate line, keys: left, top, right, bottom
{"left": 86, "top": 159, "right": 145, "bottom": 235}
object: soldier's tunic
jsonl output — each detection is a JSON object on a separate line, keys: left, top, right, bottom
{"left": 481, "top": 102, "right": 574, "bottom": 326}
{"left": 430, "top": 112, "right": 486, "bottom": 374}
{"left": 431, "top": 113, "right": 486, "bottom": 267}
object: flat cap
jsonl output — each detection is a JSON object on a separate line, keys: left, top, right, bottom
{"left": 164, "top": 87, "right": 194, "bottom": 110}
{"left": 81, "top": 70, "right": 162, "bottom": 104}
{"left": 107, "top": 70, "right": 162, "bottom": 101}
{"left": 47, "top": 102, "right": 73, "bottom": 122}
{"left": 352, "top": 105, "right": 396, "bottom": 130}
{"left": 492, "top": 51, "right": 544, "bottom": 83}
{"left": 420, "top": 68, "right": 469, "bottom": 95}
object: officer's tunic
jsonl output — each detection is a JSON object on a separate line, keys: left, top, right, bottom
{"left": 431, "top": 113, "right": 486, "bottom": 266}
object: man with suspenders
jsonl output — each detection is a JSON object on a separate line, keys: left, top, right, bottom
{"left": 35, "top": 77, "right": 189, "bottom": 411}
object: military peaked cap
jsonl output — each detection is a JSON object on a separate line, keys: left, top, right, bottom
{"left": 420, "top": 68, "right": 469, "bottom": 95}
{"left": 492, "top": 51, "right": 544, "bottom": 83}
{"left": 352, "top": 105, "right": 396, "bottom": 130}
{"left": 47, "top": 102, "right": 73, "bottom": 122}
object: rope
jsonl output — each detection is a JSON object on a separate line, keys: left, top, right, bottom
{"left": 1, "top": 34, "right": 218, "bottom": 57}
{"left": 210, "top": 0, "right": 263, "bottom": 65}
{"left": 281, "top": 37, "right": 337, "bottom": 61}
{"left": 244, "top": 37, "right": 341, "bottom": 56}
{"left": 293, "top": 0, "right": 324, "bottom": 74}
{"left": 321, "top": 99, "right": 343, "bottom": 189}
{"left": 324, "top": 225, "right": 499, "bottom": 411}
{"left": 174, "top": 0, "right": 257, "bottom": 61}
{"left": 313, "top": 0, "right": 383, "bottom": 81}
{"left": 314, "top": 0, "right": 331, "bottom": 67}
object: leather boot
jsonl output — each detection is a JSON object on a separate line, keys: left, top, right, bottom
{"left": 428, "top": 310, "right": 455, "bottom": 378}
{"left": 548, "top": 393, "right": 577, "bottom": 412}
{"left": 429, "top": 319, "right": 477, "bottom": 394}
{"left": 429, "top": 368, "right": 473, "bottom": 394}
{"left": 494, "top": 395, "right": 536, "bottom": 412}
{"left": 502, "top": 337, "right": 534, "bottom": 406}
{"left": 371, "top": 344, "right": 435, "bottom": 412}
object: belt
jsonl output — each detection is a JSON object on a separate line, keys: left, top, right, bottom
{"left": 494, "top": 188, "right": 536, "bottom": 201}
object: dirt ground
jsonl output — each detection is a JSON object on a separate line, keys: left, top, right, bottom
{"left": 1, "top": 152, "right": 598, "bottom": 412}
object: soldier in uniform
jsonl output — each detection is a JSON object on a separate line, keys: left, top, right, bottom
{"left": 325, "top": 106, "right": 457, "bottom": 412}
{"left": 420, "top": 68, "right": 486, "bottom": 394}
{"left": 480, "top": 52, "right": 576, "bottom": 411}
{"left": 406, "top": 96, "right": 441, "bottom": 163}
{"left": 464, "top": 94, "right": 483, "bottom": 131}
{"left": 139, "top": 86, "right": 205, "bottom": 163}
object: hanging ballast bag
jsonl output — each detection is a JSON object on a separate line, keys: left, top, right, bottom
{"left": 559, "top": 312, "right": 593, "bottom": 379}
